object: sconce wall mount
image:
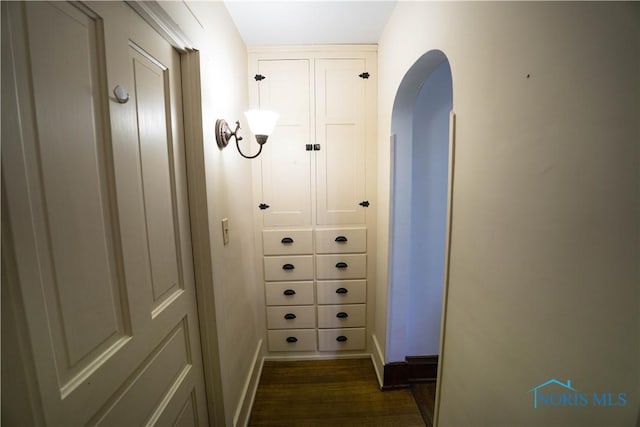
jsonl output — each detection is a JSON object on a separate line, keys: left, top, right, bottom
{"left": 215, "top": 119, "right": 241, "bottom": 149}
{"left": 215, "top": 110, "right": 278, "bottom": 159}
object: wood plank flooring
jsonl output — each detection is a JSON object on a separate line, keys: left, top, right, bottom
{"left": 410, "top": 382, "right": 437, "bottom": 427}
{"left": 249, "top": 358, "right": 425, "bottom": 426}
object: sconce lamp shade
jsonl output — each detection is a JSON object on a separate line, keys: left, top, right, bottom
{"left": 244, "top": 110, "right": 279, "bottom": 143}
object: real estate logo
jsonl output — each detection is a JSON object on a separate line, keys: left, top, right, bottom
{"left": 528, "top": 378, "right": 627, "bottom": 409}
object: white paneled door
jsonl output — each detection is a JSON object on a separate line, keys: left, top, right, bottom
{"left": 2, "top": 2, "right": 208, "bottom": 425}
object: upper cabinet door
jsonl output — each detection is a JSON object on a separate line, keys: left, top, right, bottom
{"left": 257, "top": 59, "right": 313, "bottom": 227}
{"left": 315, "top": 59, "right": 367, "bottom": 225}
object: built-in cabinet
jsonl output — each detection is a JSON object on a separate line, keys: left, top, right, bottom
{"left": 250, "top": 46, "right": 377, "bottom": 355}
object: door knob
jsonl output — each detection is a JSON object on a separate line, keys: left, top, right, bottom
{"left": 113, "top": 85, "right": 130, "bottom": 104}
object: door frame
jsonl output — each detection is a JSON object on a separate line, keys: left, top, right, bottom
{"left": 127, "top": 3, "right": 226, "bottom": 426}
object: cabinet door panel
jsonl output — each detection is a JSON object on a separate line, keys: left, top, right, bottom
{"left": 258, "top": 60, "right": 312, "bottom": 226}
{"left": 315, "top": 228, "right": 366, "bottom": 254}
{"left": 318, "top": 328, "right": 366, "bottom": 351}
{"left": 267, "top": 330, "right": 317, "bottom": 352}
{"left": 265, "top": 282, "right": 315, "bottom": 306}
{"left": 316, "top": 254, "right": 367, "bottom": 280}
{"left": 267, "top": 306, "right": 316, "bottom": 329}
{"left": 316, "top": 280, "right": 367, "bottom": 305}
{"left": 264, "top": 256, "right": 314, "bottom": 282}
{"left": 263, "top": 229, "right": 313, "bottom": 255}
{"left": 315, "top": 59, "right": 367, "bottom": 225}
{"left": 317, "top": 304, "right": 366, "bottom": 328}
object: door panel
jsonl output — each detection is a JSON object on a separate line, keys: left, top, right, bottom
{"left": 257, "top": 59, "right": 312, "bottom": 227}
{"left": 23, "top": 0, "right": 131, "bottom": 394}
{"left": 315, "top": 59, "right": 367, "bottom": 225}
{"left": 130, "top": 44, "right": 183, "bottom": 313}
{"left": 2, "top": 2, "right": 208, "bottom": 425}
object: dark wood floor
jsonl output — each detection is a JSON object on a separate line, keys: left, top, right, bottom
{"left": 249, "top": 358, "right": 426, "bottom": 426}
{"left": 410, "top": 382, "right": 436, "bottom": 427}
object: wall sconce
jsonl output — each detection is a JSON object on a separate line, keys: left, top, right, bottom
{"left": 215, "top": 110, "right": 279, "bottom": 159}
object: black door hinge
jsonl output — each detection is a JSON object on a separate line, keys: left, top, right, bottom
{"left": 358, "top": 72, "right": 370, "bottom": 79}
{"left": 259, "top": 203, "right": 270, "bottom": 210}
{"left": 254, "top": 74, "right": 266, "bottom": 81}
{"left": 359, "top": 201, "right": 370, "bottom": 207}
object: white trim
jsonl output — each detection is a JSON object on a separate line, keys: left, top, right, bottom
{"left": 433, "top": 111, "right": 456, "bottom": 427}
{"left": 233, "top": 340, "right": 264, "bottom": 427}
{"left": 371, "top": 334, "right": 385, "bottom": 389}
{"left": 180, "top": 50, "right": 226, "bottom": 427}
{"left": 263, "top": 353, "right": 371, "bottom": 362}
{"left": 248, "top": 44, "right": 377, "bottom": 55}
{"left": 125, "top": 1, "right": 194, "bottom": 51}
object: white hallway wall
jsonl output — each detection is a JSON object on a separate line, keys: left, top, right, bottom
{"left": 158, "top": 2, "right": 262, "bottom": 426}
{"left": 375, "top": 2, "right": 639, "bottom": 426}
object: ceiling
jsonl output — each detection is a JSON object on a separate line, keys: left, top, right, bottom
{"left": 223, "top": 1, "right": 397, "bottom": 46}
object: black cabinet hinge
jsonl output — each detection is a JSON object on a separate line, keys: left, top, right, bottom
{"left": 359, "top": 201, "right": 370, "bottom": 207}
{"left": 259, "top": 203, "right": 270, "bottom": 210}
{"left": 254, "top": 74, "right": 266, "bottom": 81}
{"left": 358, "top": 72, "right": 370, "bottom": 79}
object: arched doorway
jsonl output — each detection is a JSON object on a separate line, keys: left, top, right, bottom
{"left": 387, "top": 50, "right": 453, "bottom": 367}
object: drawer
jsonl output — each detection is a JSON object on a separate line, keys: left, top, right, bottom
{"left": 316, "top": 280, "right": 366, "bottom": 305}
{"left": 318, "top": 328, "right": 366, "bottom": 351}
{"left": 263, "top": 229, "right": 313, "bottom": 255}
{"left": 315, "top": 228, "right": 366, "bottom": 254}
{"left": 265, "top": 282, "right": 314, "bottom": 306}
{"left": 264, "top": 256, "right": 313, "bottom": 281}
{"left": 318, "top": 304, "right": 366, "bottom": 328}
{"left": 267, "top": 306, "right": 316, "bottom": 329}
{"left": 316, "top": 254, "right": 366, "bottom": 280}
{"left": 268, "top": 329, "right": 317, "bottom": 352}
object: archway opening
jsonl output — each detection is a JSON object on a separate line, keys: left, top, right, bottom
{"left": 387, "top": 50, "right": 453, "bottom": 366}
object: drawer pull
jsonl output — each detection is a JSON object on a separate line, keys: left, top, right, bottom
{"left": 281, "top": 237, "right": 294, "bottom": 244}
{"left": 336, "top": 312, "right": 349, "bottom": 318}
{"left": 334, "top": 236, "right": 348, "bottom": 243}
{"left": 286, "top": 336, "right": 298, "bottom": 343}
{"left": 284, "top": 313, "right": 297, "bottom": 320}
{"left": 335, "top": 288, "right": 348, "bottom": 294}
{"left": 282, "top": 263, "right": 295, "bottom": 270}
{"left": 336, "top": 336, "right": 348, "bottom": 342}
{"left": 283, "top": 289, "right": 296, "bottom": 296}
{"left": 335, "top": 262, "right": 348, "bottom": 269}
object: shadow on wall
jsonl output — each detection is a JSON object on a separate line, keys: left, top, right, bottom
{"left": 387, "top": 50, "right": 453, "bottom": 362}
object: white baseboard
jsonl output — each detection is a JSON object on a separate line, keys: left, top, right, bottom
{"left": 263, "top": 353, "right": 371, "bottom": 362}
{"left": 371, "top": 334, "right": 385, "bottom": 388}
{"left": 233, "top": 339, "right": 264, "bottom": 427}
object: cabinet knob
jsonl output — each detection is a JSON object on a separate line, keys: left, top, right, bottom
{"left": 282, "top": 263, "right": 295, "bottom": 270}
{"left": 284, "top": 313, "right": 297, "bottom": 320}
{"left": 334, "top": 236, "right": 348, "bottom": 243}
{"left": 281, "top": 237, "right": 294, "bottom": 244}
{"left": 336, "top": 312, "right": 349, "bottom": 318}
{"left": 335, "top": 262, "right": 348, "bottom": 269}
{"left": 336, "top": 336, "right": 348, "bottom": 342}
{"left": 286, "top": 337, "right": 298, "bottom": 343}
{"left": 335, "top": 288, "right": 348, "bottom": 294}
{"left": 283, "top": 289, "right": 296, "bottom": 296}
